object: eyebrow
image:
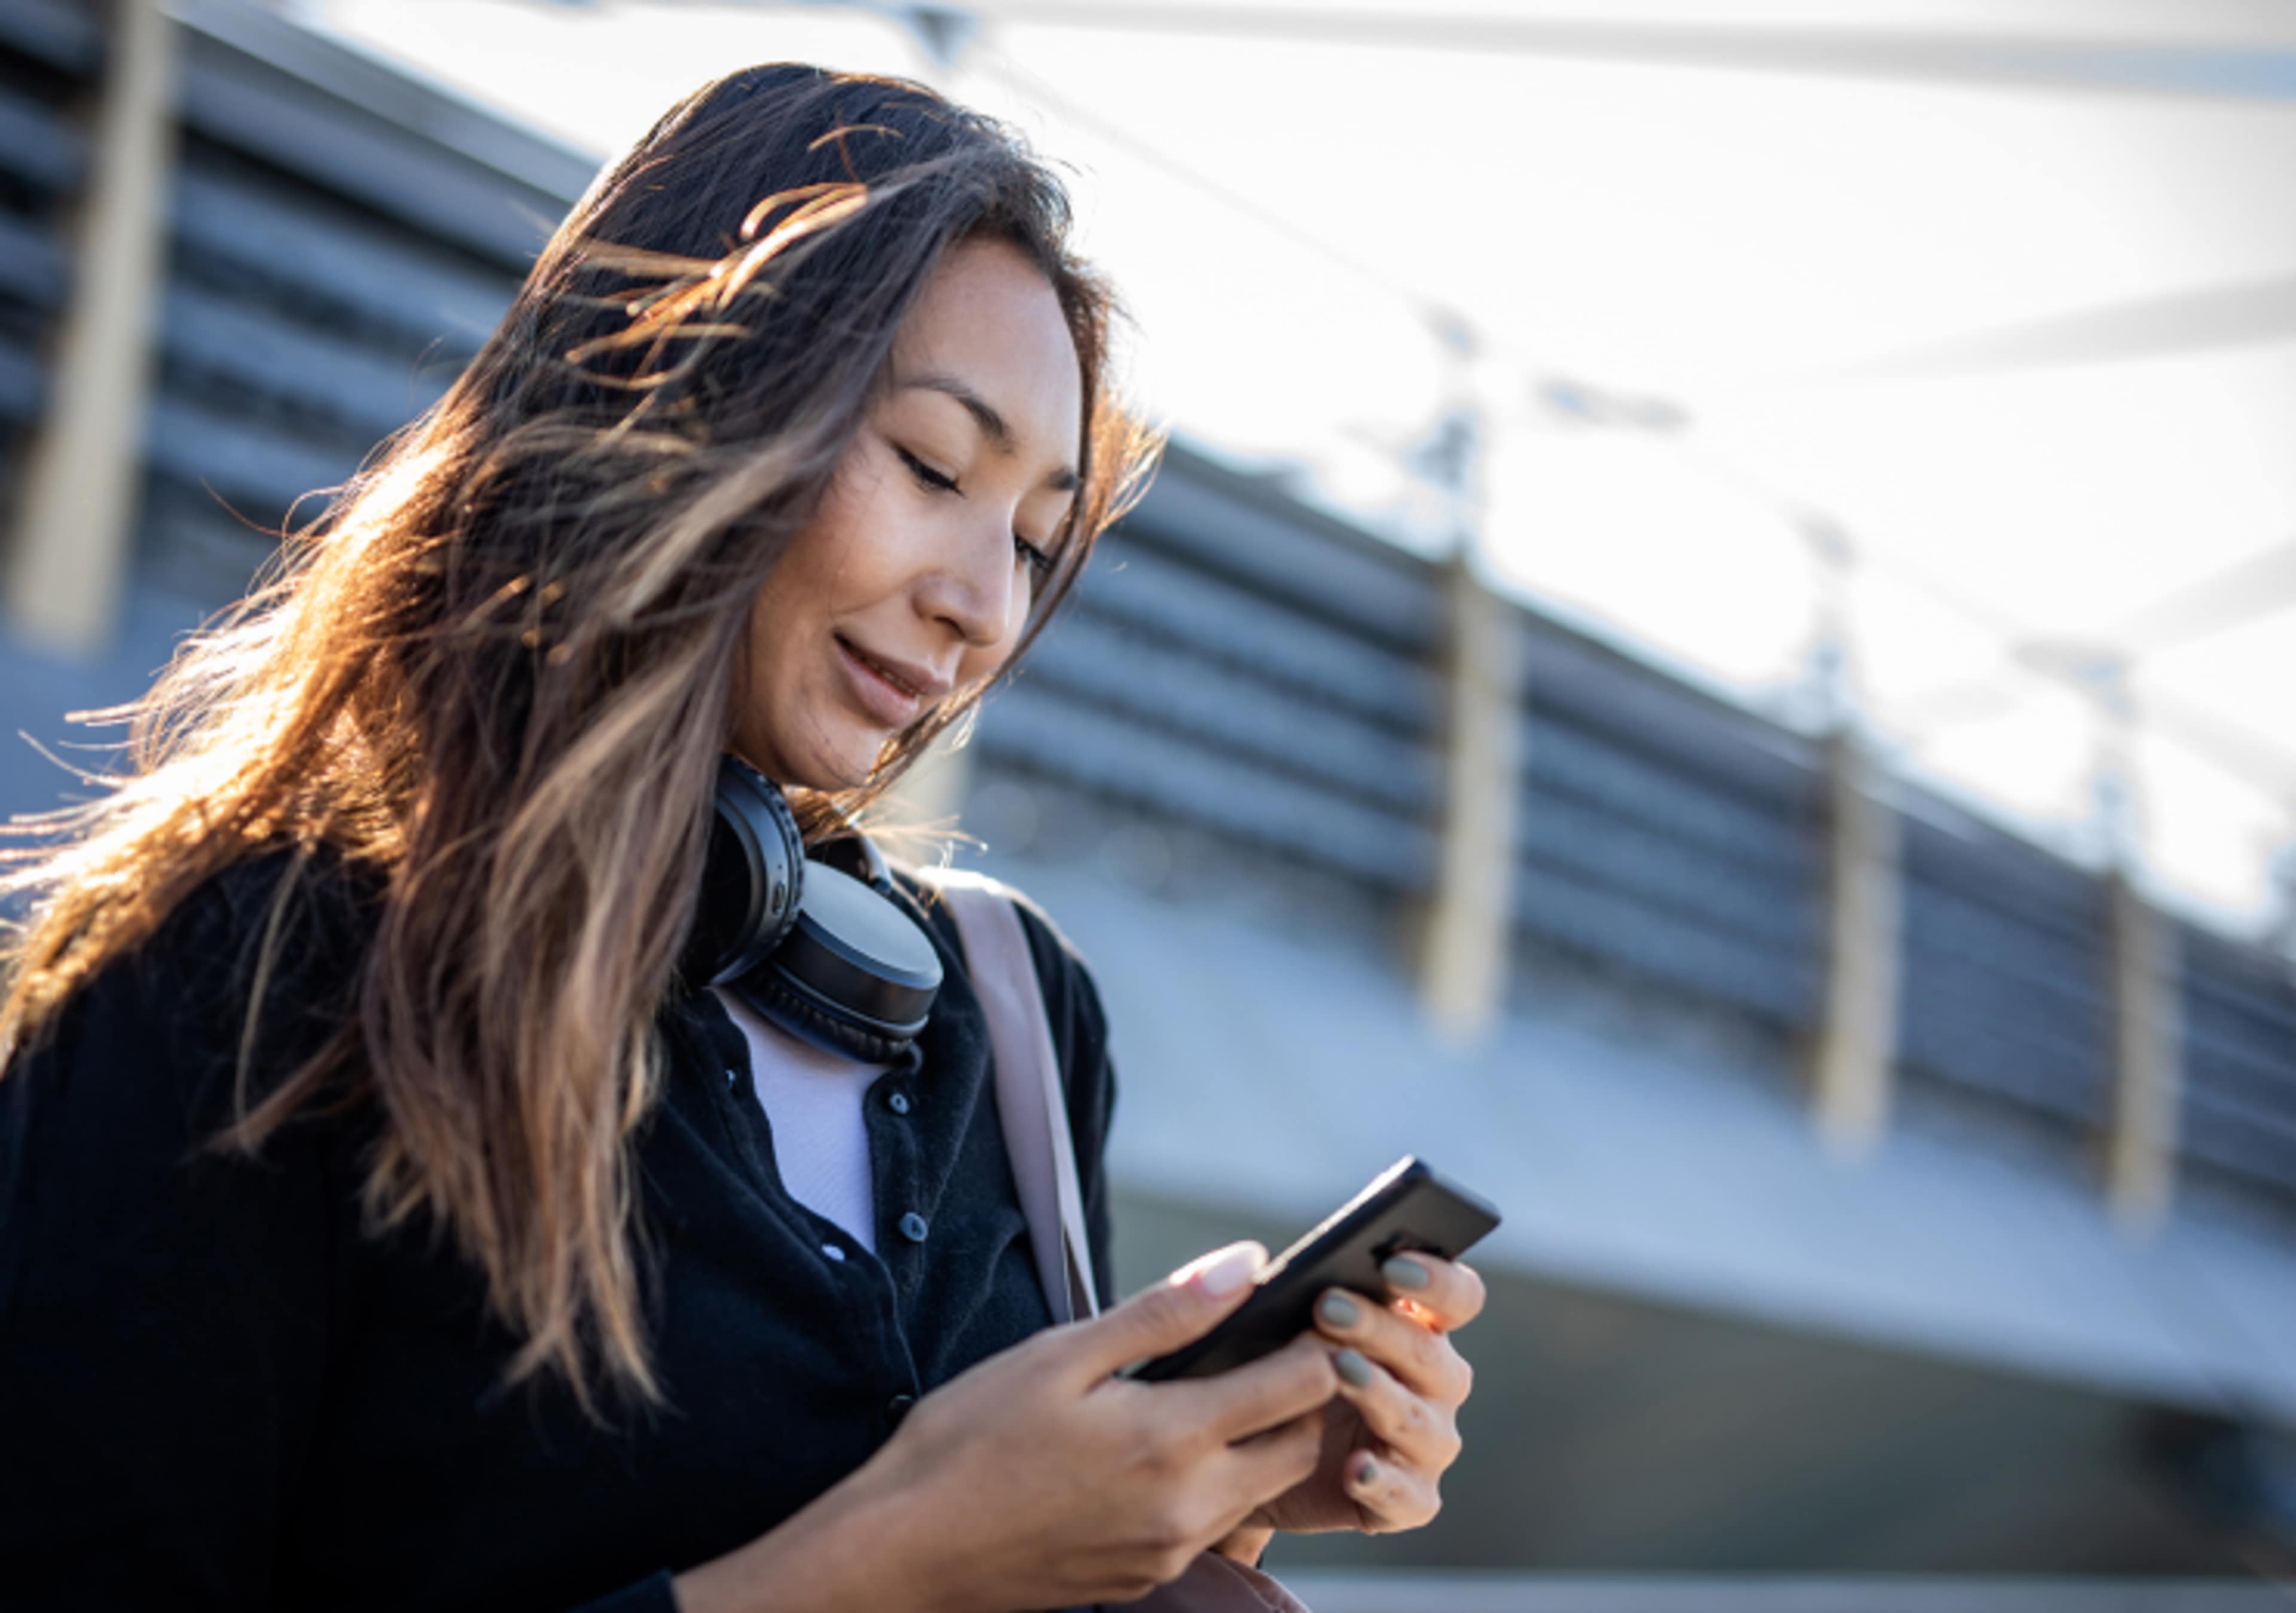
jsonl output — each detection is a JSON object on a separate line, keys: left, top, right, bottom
{"left": 899, "top": 371, "right": 1081, "bottom": 494}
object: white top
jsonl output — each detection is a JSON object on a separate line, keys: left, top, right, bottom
{"left": 712, "top": 987, "right": 885, "bottom": 1255}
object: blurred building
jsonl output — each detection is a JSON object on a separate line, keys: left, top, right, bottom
{"left": 2, "top": 0, "right": 2292, "bottom": 1587}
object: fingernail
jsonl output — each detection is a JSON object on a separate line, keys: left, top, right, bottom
{"left": 1335, "top": 1348, "right": 1373, "bottom": 1388}
{"left": 1382, "top": 1255, "right": 1430, "bottom": 1291}
{"left": 1174, "top": 1241, "right": 1263, "bottom": 1297}
{"left": 1318, "top": 1291, "right": 1360, "bottom": 1329}
{"left": 1352, "top": 1453, "right": 1380, "bottom": 1487}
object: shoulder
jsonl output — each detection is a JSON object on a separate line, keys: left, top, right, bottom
{"left": 130, "top": 844, "right": 381, "bottom": 1042}
{"left": 0, "top": 844, "right": 379, "bottom": 1314}
{"left": 7, "top": 842, "right": 383, "bottom": 1117}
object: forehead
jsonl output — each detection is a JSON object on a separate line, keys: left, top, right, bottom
{"left": 890, "top": 239, "right": 1083, "bottom": 455}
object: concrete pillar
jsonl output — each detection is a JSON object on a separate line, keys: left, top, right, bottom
{"left": 4, "top": 0, "right": 178, "bottom": 654}
{"left": 1418, "top": 553, "right": 1524, "bottom": 1045}
{"left": 2104, "top": 873, "right": 2182, "bottom": 1230}
{"left": 1809, "top": 729, "right": 1902, "bottom": 1158}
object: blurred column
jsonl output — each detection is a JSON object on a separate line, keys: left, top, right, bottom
{"left": 1798, "top": 519, "right": 1900, "bottom": 1157}
{"left": 2072, "top": 657, "right": 2184, "bottom": 1229}
{"left": 4, "top": 0, "right": 177, "bottom": 653}
{"left": 1415, "top": 313, "right": 1521, "bottom": 1044}
{"left": 1421, "top": 551, "right": 1523, "bottom": 1044}
{"left": 2104, "top": 873, "right": 2182, "bottom": 1230}
{"left": 1809, "top": 728, "right": 1901, "bottom": 1157}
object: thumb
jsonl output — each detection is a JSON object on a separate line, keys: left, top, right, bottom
{"left": 1066, "top": 1241, "right": 1267, "bottom": 1381}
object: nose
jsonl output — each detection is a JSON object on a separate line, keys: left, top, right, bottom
{"left": 917, "top": 505, "right": 1024, "bottom": 651}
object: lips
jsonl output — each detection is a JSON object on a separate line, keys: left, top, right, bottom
{"left": 835, "top": 636, "right": 951, "bottom": 726}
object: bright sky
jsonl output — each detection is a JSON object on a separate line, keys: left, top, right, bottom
{"left": 294, "top": 0, "right": 2296, "bottom": 934}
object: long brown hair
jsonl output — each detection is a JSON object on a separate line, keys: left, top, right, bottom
{"left": 0, "top": 65, "right": 1158, "bottom": 1416}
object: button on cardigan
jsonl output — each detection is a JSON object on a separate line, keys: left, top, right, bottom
{"left": 0, "top": 848, "right": 1118, "bottom": 1611}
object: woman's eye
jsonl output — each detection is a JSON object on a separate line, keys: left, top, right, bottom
{"left": 895, "top": 439, "right": 1057, "bottom": 578}
{"left": 895, "top": 445, "right": 960, "bottom": 494}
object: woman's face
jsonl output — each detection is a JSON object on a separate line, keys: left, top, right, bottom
{"left": 729, "top": 237, "right": 1085, "bottom": 789}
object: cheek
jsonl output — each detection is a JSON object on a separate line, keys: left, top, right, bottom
{"left": 738, "top": 578, "right": 806, "bottom": 694}
{"left": 728, "top": 597, "right": 784, "bottom": 754}
{"left": 778, "top": 433, "right": 915, "bottom": 577}
{"left": 744, "top": 482, "right": 891, "bottom": 669}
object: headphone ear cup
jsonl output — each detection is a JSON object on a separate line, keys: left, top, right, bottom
{"left": 732, "top": 969, "right": 920, "bottom": 1067}
{"left": 683, "top": 755, "right": 807, "bottom": 986}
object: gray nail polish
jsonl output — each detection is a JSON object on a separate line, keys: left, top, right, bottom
{"left": 1318, "top": 1291, "right": 1360, "bottom": 1328}
{"left": 1382, "top": 1255, "right": 1430, "bottom": 1291}
{"left": 1354, "top": 1455, "right": 1380, "bottom": 1487}
{"left": 1335, "top": 1348, "right": 1373, "bottom": 1388}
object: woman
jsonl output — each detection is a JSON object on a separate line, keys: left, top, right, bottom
{"left": 0, "top": 65, "right": 1482, "bottom": 1611}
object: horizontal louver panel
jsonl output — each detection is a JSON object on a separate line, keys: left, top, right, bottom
{"left": 141, "top": 28, "right": 535, "bottom": 585}
{"left": 1513, "top": 856, "right": 1815, "bottom": 1022}
{"left": 173, "top": 158, "right": 514, "bottom": 353}
{"left": 145, "top": 395, "right": 359, "bottom": 516}
{"left": 1894, "top": 810, "right": 2113, "bottom": 1132}
{"left": 1120, "top": 453, "right": 1441, "bottom": 654}
{"left": 1521, "top": 785, "right": 1815, "bottom": 957}
{"left": 978, "top": 676, "right": 1436, "bottom": 887}
{"left": 0, "top": 81, "right": 83, "bottom": 191}
{"left": 0, "top": 0, "right": 98, "bottom": 74}
{"left": 173, "top": 24, "right": 573, "bottom": 270}
{"left": 1079, "top": 541, "right": 1434, "bottom": 732}
{"left": 1527, "top": 716, "right": 1812, "bottom": 880}
{"left": 0, "top": 208, "right": 65, "bottom": 305}
{"left": 0, "top": 335, "right": 39, "bottom": 417}
{"left": 1528, "top": 633, "right": 1818, "bottom": 817}
{"left": 1026, "top": 612, "right": 1437, "bottom": 816}
{"left": 0, "top": 0, "right": 83, "bottom": 468}
{"left": 2181, "top": 928, "right": 2296, "bottom": 1194}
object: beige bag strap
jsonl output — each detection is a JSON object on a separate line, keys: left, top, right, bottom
{"left": 921, "top": 869, "right": 1100, "bottom": 1325}
{"left": 918, "top": 869, "right": 1315, "bottom": 1613}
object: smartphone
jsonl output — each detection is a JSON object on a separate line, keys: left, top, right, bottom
{"left": 1122, "top": 1156, "right": 1501, "bottom": 1383}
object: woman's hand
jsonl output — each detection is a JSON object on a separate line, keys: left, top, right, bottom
{"left": 673, "top": 1241, "right": 1338, "bottom": 1613}
{"left": 1214, "top": 1253, "right": 1485, "bottom": 1557}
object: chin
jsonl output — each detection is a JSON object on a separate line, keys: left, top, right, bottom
{"left": 729, "top": 749, "right": 868, "bottom": 795}
{"left": 802, "top": 736, "right": 891, "bottom": 793}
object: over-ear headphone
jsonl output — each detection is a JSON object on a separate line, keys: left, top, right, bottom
{"left": 682, "top": 754, "right": 944, "bottom": 1065}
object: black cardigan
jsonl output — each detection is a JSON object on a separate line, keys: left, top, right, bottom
{"left": 0, "top": 849, "right": 1119, "bottom": 1611}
